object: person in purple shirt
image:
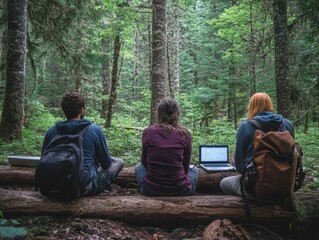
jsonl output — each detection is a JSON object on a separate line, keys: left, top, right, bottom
{"left": 42, "top": 92, "right": 124, "bottom": 196}
{"left": 135, "top": 98, "right": 199, "bottom": 196}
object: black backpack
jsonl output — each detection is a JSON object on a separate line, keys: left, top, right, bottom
{"left": 35, "top": 124, "right": 90, "bottom": 201}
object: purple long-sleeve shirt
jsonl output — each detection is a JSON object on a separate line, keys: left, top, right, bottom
{"left": 141, "top": 125, "right": 192, "bottom": 192}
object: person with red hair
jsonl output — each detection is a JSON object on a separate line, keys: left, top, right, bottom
{"left": 220, "top": 92, "right": 294, "bottom": 201}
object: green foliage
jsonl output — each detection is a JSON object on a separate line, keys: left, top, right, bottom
{"left": 294, "top": 126, "right": 319, "bottom": 190}
{"left": 191, "top": 119, "right": 236, "bottom": 164}
{"left": 115, "top": 89, "right": 151, "bottom": 125}
{"left": 297, "top": 0, "right": 319, "bottom": 33}
{"left": 25, "top": 100, "right": 61, "bottom": 132}
{"left": 102, "top": 112, "right": 146, "bottom": 166}
{"left": 104, "top": 126, "right": 143, "bottom": 167}
{"left": 208, "top": 2, "right": 250, "bottom": 61}
{"left": 0, "top": 101, "right": 60, "bottom": 163}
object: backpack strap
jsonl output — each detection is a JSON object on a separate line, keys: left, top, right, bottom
{"left": 248, "top": 118, "right": 285, "bottom": 132}
{"left": 77, "top": 124, "right": 91, "bottom": 137}
{"left": 35, "top": 165, "right": 39, "bottom": 191}
{"left": 247, "top": 118, "right": 262, "bottom": 130}
{"left": 240, "top": 166, "right": 252, "bottom": 218}
{"left": 294, "top": 142, "right": 305, "bottom": 191}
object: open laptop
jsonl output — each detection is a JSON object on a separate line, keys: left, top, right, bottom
{"left": 199, "top": 145, "right": 236, "bottom": 172}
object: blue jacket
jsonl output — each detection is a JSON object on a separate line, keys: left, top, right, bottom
{"left": 42, "top": 119, "right": 113, "bottom": 189}
{"left": 234, "top": 112, "right": 294, "bottom": 173}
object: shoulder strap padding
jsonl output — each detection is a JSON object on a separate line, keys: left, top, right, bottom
{"left": 248, "top": 118, "right": 285, "bottom": 132}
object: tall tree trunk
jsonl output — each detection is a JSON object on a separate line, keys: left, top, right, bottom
{"left": 189, "top": 51, "right": 199, "bottom": 85}
{"left": 167, "top": 37, "right": 172, "bottom": 97}
{"left": 249, "top": 1, "right": 256, "bottom": 95}
{"left": 105, "top": 35, "right": 121, "bottom": 127}
{"left": 0, "top": 0, "right": 7, "bottom": 101}
{"left": 273, "top": 0, "right": 290, "bottom": 118}
{"left": 75, "top": 65, "right": 83, "bottom": 92}
{"left": 102, "top": 60, "right": 111, "bottom": 119}
{"left": 0, "top": 0, "right": 27, "bottom": 141}
{"left": 49, "top": 53, "right": 61, "bottom": 108}
{"left": 150, "top": 0, "right": 168, "bottom": 124}
{"left": 148, "top": 0, "right": 152, "bottom": 99}
{"left": 132, "top": 32, "right": 140, "bottom": 101}
{"left": 172, "top": 0, "right": 180, "bottom": 97}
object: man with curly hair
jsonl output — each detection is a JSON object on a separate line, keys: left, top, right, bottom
{"left": 42, "top": 92, "right": 124, "bottom": 196}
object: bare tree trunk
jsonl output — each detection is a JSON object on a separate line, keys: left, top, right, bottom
{"left": 75, "top": 65, "right": 83, "bottom": 92}
{"left": 150, "top": 0, "right": 168, "bottom": 124}
{"left": 189, "top": 51, "right": 199, "bottom": 85}
{"left": 273, "top": 0, "right": 290, "bottom": 118}
{"left": 249, "top": 1, "right": 256, "bottom": 95}
{"left": 167, "top": 37, "right": 173, "bottom": 97}
{"left": 132, "top": 32, "right": 140, "bottom": 101}
{"left": 0, "top": 0, "right": 7, "bottom": 100}
{"left": 172, "top": 0, "right": 180, "bottom": 97}
{"left": 105, "top": 35, "right": 121, "bottom": 127}
{"left": 148, "top": 0, "right": 152, "bottom": 99}
{"left": 0, "top": 0, "right": 27, "bottom": 141}
{"left": 48, "top": 53, "right": 62, "bottom": 108}
{"left": 102, "top": 60, "right": 111, "bottom": 119}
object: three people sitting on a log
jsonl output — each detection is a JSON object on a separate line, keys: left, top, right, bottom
{"left": 38, "top": 92, "right": 299, "bottom": 201}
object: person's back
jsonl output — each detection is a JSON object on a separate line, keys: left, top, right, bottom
{"left": 135, "top": 98, "right": 199, "bottom": 196}
{"left": 141, "top": 125, "right": 192, "bottom": 192}
{"left": 220, "top": 92, "right": 295, "bottom": 202}
{"left": 40, "top": 92, "right": 124, "bottom": 197}
{"left": 234, "top": 111, "right": 294, "bottom": 174}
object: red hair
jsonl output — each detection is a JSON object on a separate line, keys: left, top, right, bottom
{"left": 246, "top": 92, "right": 274, "bottom": 119}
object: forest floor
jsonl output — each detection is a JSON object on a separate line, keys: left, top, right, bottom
{"left": 1, "top": 184, "right": 318, "bottom": 240}
{"left": 1, "top": 185, "right": 206, "bottom": 239}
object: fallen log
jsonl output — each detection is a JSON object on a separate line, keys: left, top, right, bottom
{"left": 0, "top": 188, "right": 294, "bottom": 226}
{"left": 0, "top": 165, "right": 238, "bottom": 192}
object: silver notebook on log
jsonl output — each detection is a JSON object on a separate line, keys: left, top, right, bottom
{"left": 199, "top": 145, "right": 236, "bottom": 172}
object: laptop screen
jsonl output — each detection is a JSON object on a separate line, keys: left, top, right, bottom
{"left": 199, "top": 145, "right": 229, "bottom": 163}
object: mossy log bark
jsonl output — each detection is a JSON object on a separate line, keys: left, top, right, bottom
{"left": 0, "top": 165, "right": 238, "bottom": 193}
{"left": 1, "top": 165, "right": 318, "bottom": 226}
{"left": 0, "top": 188, "right": 296, "bottom": 226}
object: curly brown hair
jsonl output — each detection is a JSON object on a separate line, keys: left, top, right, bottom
{"left": 61, "top": 92, "right": 85, "bottom": 120}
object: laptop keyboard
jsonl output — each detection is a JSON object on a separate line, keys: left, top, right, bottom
{"left": 215, "top": 164, "right": 230, "bottom": 167}
{"left": 204, "top": 164, "right": 231, "bottom": 168}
